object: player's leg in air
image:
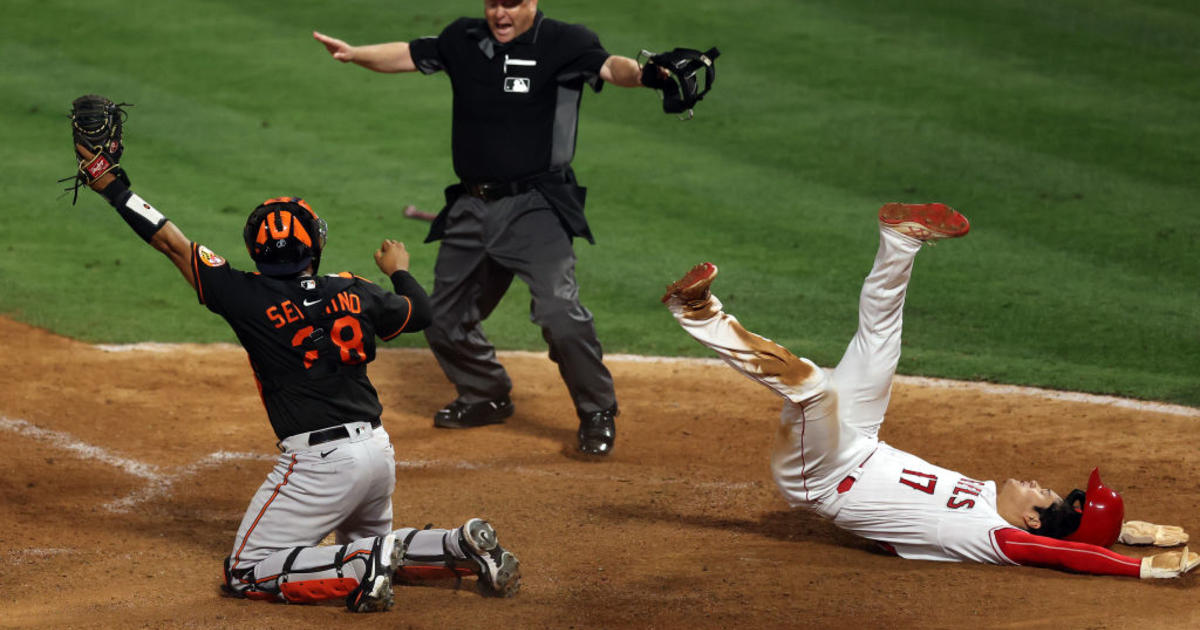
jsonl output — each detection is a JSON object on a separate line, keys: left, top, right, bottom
{"left": 661, "top": 203, "right": 969, "bottom": 514}
{"left": 829, "top": 203, "right": 970, "bottom": 439}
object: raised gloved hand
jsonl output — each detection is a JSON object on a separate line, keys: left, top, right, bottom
{"left": 61, "top": 94, "right": 132, "bottom": 203}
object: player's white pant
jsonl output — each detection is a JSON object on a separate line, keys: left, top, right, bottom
{"left": 223, "top": 421, "right": 480, "bottom": 602}
{"left": 668, "top": 227, "right": 923, "bottom": 517}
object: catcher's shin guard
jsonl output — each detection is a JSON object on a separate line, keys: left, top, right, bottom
{"left": 222, "top": 535, "right": 403, "bottom": 611}
{"left": 393, "top": 520, "right": 521, "bottom": 597}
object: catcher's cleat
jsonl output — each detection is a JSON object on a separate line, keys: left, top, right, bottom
{"left": 577, "top": 406, "right": 617, "bottom": 456}
{"left": 878, "top": 203, "right": 970, "bottom": 242}
{"left": 460, "top": 519, "right": 521, "bottom": 597}
{"left": 661, "top": 262, "right": 719, "bottom": 304}
{"left": 433, "top": 395, "right": 514, "bottom": 429}
{"left": 345, "top": 533, "right": 402, "bottom": 613}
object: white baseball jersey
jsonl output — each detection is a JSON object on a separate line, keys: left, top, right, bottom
{"left": 829, "top": 443, "right": 1014, "bottom": 564}
{"left": 828, "top": 443, "right": 1141, "bottom": 575}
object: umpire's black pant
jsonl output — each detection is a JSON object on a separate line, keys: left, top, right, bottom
{"left": 423, "top": 190, "right": 617, "bottom": 416}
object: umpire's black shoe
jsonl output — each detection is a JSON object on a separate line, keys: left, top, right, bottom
{"left": 434, "top": 395, "right": 514, "bottom": 429}
{"left": 577, "top": 406, "right": 617, "bottom": 456}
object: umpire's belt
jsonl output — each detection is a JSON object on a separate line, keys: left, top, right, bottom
{"left": 462, "top": 179, "right": 535, "bottom": 202}
{"left": 278, "top": 419, "right": 382, "bottom": 453}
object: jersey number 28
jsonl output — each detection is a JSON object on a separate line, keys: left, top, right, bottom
{"left": 291, "top": 316, "right": 368, "bottom": 368}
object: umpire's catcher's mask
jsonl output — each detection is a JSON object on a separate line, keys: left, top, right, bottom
{"left": 243, "top": 197, "right": 328, "bottom": 277}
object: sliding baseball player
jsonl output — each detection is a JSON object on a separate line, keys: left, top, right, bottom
{"left": 661, "top": 202, "right": 1196, "bottom": 578}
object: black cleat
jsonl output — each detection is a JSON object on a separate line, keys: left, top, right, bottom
{"left": 577, "top": 407, "right": 617, "bottom": 456}
{"left": 433, "top": 395, "right": 514, "bottom": 429}
{"left": 460, "top": 518, "right": 521, "bottom": 597}
{"left": 345, "top": 533, "right": 402, "bottom": 613}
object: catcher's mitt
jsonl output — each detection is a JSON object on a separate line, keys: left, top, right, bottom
{"left": 638, "top": 47, "right": 720, "bottom": 120}
{"left": 60, "top": 94, "right": 132, "bottom": 204}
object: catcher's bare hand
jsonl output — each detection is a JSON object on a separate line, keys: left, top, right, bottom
{"left": 1139, "top": 547, "right": 1200, "bottom": 579}
{"left": 1120, "top": 521, "right": 1189, "bottom": 547}
{"left": 374, "top": 239, "right": 410, "bottom": 275}
{"left": 313, "top": 31, "right": 355, "bottom": 62}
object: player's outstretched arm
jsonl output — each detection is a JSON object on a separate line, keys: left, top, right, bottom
{"left": 994, "top": 527, "right": 1200, "bottom": 579}
{"left": 313, "top": 31, "right": 416, "bottom": 73}
{"left": 79, "top": 145, "right": 196, "bottom": 289}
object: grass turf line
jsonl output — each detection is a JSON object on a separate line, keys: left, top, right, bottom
{"left": 1, "top": 0, "right": 1197, "bottom": 406}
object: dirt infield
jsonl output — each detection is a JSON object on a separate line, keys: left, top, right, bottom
{"left": 2, "top": 315, "right": 1198, "bottom": 629}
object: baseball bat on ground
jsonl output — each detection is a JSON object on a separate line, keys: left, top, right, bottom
{"left": 403, "top": 205, "right": 437, "bottom": 222}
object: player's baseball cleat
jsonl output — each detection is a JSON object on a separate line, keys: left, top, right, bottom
{"left": 460, "top": 518, "right": 521, "bottom": 597}
{"left": 877, "top": 203, "right": 970, "bottom": 242}
{"left": 433, "top": 395, "right": 514, "bottom": 429}
{"left": 661, "top": 262, "right": 719, "bottom": 304}
{"left": 345, "top": 533, "right": 403, "bottom": 613}
{"left": 577, "top": 406, "right": 617, "bottom": 456}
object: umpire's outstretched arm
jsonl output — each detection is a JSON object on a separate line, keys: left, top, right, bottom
{"left": 312, "top": 30, "right": 650, "bottom": 87}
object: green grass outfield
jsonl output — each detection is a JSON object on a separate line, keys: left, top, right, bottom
{"left": 3, "top": 0, "right": 1198, "bottom": 406}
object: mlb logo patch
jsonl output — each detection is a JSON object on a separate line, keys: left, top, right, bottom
{"left": 504, "top": 77, "right": 531, "bottom": 93}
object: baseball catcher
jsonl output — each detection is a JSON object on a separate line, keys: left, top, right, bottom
{"left": 661, "top": 203, "right": 1198, "bottom": 579}
{"left": 67, "top": 95, "right": 521, "bottom": 612}
{"left": 639, "top": 46, "right": 720, "bottom": 119}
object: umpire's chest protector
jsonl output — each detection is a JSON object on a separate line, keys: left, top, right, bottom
{"left": 419, "top": 14, "right": 611, "bottom": 182}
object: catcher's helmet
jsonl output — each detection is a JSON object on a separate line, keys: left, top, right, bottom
{"left": 1062, "top": 468, "right": 1125, "bottom": 548}
{"left": 243, "top": 197, "right": 327, "bottom": 277}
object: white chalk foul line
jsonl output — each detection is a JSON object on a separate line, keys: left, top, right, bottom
{"left": 0, "top": 416, "right": 271, "bottom": 513}
{"left": 1, "top": 414, "right": 757, "bottom": 513}
{"left": 91, "top": 343, "right": 1199, "bottom": 418}
{"left": 4, "top": 548, "right": 76, "bottom": 567}
{"left": 103, "top": 450, "right": 273, "bottom": 513}
{"left": 0, "top": 416, "right": 161, "bottom": 480}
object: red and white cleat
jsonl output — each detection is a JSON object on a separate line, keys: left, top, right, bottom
{"left": 878, "top": 202, "right": 970, "bottom": 242}
{"left": 661, "top": 262, "right": 719, "bottom": 304}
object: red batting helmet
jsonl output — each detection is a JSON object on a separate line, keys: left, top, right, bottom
{"left": 1063, "top": 468, "right": 1125, "bottom": 548}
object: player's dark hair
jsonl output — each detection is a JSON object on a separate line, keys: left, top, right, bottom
{"left": 1028, "top": 489, "right": 1086, "bottom": 539}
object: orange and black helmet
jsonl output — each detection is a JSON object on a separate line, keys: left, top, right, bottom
{"left": 242, "top": 197, "right": 328, "bottom": 276}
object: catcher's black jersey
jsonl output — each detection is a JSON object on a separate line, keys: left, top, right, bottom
{"left": 409, "top": 12, "right": 611, "bottom": 181}
{"left": 189, "top": 243, "right": 428, "bottom": 440}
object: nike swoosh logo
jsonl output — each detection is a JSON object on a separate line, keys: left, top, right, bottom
{"left": 320, "top": 448, "right": 336, "bottom": 458}
{"left": 303, "top": 299, "right": 322, "bottom": 307}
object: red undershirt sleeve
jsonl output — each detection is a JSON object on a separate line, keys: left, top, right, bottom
{"left": 994, "top": 528, "right": 1141, "bottom": 577}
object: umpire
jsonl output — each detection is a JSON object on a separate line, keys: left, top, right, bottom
{"left": 315, "top": 0, "right": 664, "bottom": 456}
